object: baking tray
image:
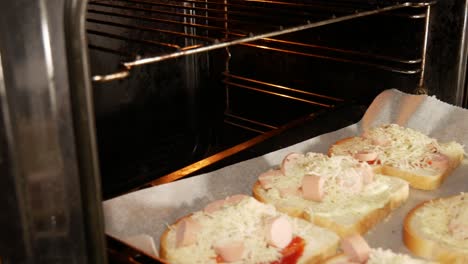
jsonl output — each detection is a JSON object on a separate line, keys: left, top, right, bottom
{"left": 103, "top": 89, "right": 468, "bottom": 261}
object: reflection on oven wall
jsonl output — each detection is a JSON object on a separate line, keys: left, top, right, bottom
{"left": 86, "top": 0, "right": 441, "bottom": 198}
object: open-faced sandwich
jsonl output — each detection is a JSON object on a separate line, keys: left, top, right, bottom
{"left": 328, "top": 124, "right": 464, "bottom": 190}
{"left": 160, "top": 195, "right": 340, "bottom": 263}
{"left": 253, "top": 152, "right": 409, "bottom": 237}
{"left": 325, "top": 234, "right": 436, "bottom": 264}
{"left": 404, "top": 193, "right": 468, "bottom": 263}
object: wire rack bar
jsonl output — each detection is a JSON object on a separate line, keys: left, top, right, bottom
{"left": 223, "top": 73, "right": 345, "bottom": 102}
{"left": 240, "top": 43, "right": 421, "bottom": 74}
{"left": 90, "top": 2, "right": 434, "bottom": 82}
{"left": 223, "top": 79, "right": 334, "bottom": 108}
{"left": 88, "top": 29, "right": 181, "bottom": 49}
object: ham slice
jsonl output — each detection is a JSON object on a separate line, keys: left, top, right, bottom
{"left": 302, "top": 174, "right": 326, "bottom": 202}
{"left": 176, "top": 218, "right": 201, "bottom": 248}
{"left": 265, "top": 216, "right": 293, "bottom": 249}
{"left": 340, "top": 235, "right": 371, "bottom": 263}
{"left": 281, "top": 152, "right": 305, "bottom": 176}
{"left": 213, "top": 240, "right": 244, "bottom": 262}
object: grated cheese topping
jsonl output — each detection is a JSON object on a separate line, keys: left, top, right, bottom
{"left": 262, "top": 153, "right": 407, "bottom": 221}
{"left": 367, "top": 248, "right": 436, "bottom": 264}
{"left": 415, "top": 193, "right": 468, "bottom": 252}
{"left": 164, "top": 197, "right": 339, "bottom": 264}
{"left": 331, "top": 124, "right": 464, "bottom": 172}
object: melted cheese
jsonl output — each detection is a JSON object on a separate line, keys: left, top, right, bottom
{"left": 415, "top": 193, "right": 468, "bottom": 252}
{"left": 164, "top": 197, "right": 339, "bottom": 263}
{"left": 367, "top": 248, "right": 435, "bottom": 264}
{"left": 262, "top": 153, "right": 407, "bottom": 222}
{"left": 331, "top": 124, "right": 464, "bottom": 172}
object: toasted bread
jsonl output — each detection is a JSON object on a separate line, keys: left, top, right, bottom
{"left": 160, "top": 195, "right": 339, "bottom": 264}
{"left": 403, "top": 194, "right": 468, "bottom": 264}
{"left": 325, "top": 249, "right": 435, "bottom": 264}
{"left": 329, "top": 124, "right": 464, "bottom": 190}
{"left": 253, "top": 153, "right": 409, "bottom": 238}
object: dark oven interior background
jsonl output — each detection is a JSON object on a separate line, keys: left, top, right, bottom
{"left": 86, "top": 0, "right": 464, "bottom": 198}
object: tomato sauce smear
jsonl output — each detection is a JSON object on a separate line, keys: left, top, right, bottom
{"left": 215, "top": 236, "right": 305, "bottom": 264}
{"left": 271, "top": 236, "right": 305, "bottom": 264}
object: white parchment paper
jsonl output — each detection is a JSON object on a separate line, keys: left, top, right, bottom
{"left": 103, "top": 89, "right": 468, "bottom": 258}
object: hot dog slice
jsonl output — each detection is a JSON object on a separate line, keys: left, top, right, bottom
{"left": 176, "top": 218, "right": 201, "bottom": 248}
{"left": 213, "top": 240, "right": 244, "bottom": 262}
{"left": 281, "top": 152, "right": 305, "bottom": 176}
{"left": 340, "top": 235, "right": 371, "bottom": 263}
{"left": 265, "top": 216, "right": 293, "bottom": 249}
{"left": 353, "top": 150, "right": 378, "bottom": 162}
{"left": 302, "top": 174, "right": 326, "bottom": 202}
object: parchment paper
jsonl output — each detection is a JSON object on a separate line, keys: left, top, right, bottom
{"left": 103, "top": 89, "right": 468, "bottom": 258}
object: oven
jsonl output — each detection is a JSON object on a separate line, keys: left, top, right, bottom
{"left": 1, "top": 0, "right": 468, "bottom": 263}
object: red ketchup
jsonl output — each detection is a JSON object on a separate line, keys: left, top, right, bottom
{"left": 271, "top": 236, "right": 305, "bottom": 264}
{"left": 215, "top": 236, "right": 305, "bottom": 263}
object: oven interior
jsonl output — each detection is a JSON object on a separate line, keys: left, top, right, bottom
{"left": 86, "top": 0, "right": 432, "bottom": 199}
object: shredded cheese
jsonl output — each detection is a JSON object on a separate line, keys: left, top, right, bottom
{"left": 331, "top": 124, "right": 464, "bottom": 172}
{"left": 415, "top": 193, "right": 468, "bottom": 252}
{"left": 261, "top": 152, "right": 407, "bottom": 223}
{"left": 164, "top": 197, "right": 339, "bottom": 264}
{"left": 367, "top": 248, "right": 435, "bottom": 264}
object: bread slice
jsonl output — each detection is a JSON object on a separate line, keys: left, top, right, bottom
{"left": 160, "top": 195, "right": 340, "bottom": 264}
{"left": 324, "top": 248, "right": 436, "bottom": 264}
{"left": 403, "top": 193, "right": 468, "bottom": 264}
{"left": 329, "top": 124, "right": 464, "bottom": 190}
{"left": 253, "top": 153, "right": 409, "bottom": 238}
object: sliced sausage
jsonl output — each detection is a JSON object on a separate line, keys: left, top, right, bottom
{"left": 353, "top": 151, "right": 378, "bottom": 162}
{"left": 265, "top": 216, "right": 293, "bottom": 249}
{"left": 176, "top": 218, "right": 201, "bottom": 248}
{"left": 281, "top": 152, "right": 305, "bottom": 176}
{"left": 428, "top": 153, "right": 449, "bottom": 171}
{"left": 213, "top": 240, "right": 244, "bottom": 262}
{"left": 340, "top": 235, "right": 371, "bottom": 263}
{"left": 204, "top": 199, "right": 226, "bottom": 214}
{"left": 302, "top": 174, "right": 326, "bottom": 202}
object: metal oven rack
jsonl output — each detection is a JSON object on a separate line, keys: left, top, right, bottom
{"left": 87, "top": 0, "right": 433, "bottom": 135}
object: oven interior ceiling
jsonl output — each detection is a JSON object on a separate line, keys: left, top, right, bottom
{"left": 86, "top": 0, "right": 432, "bottom": 198}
